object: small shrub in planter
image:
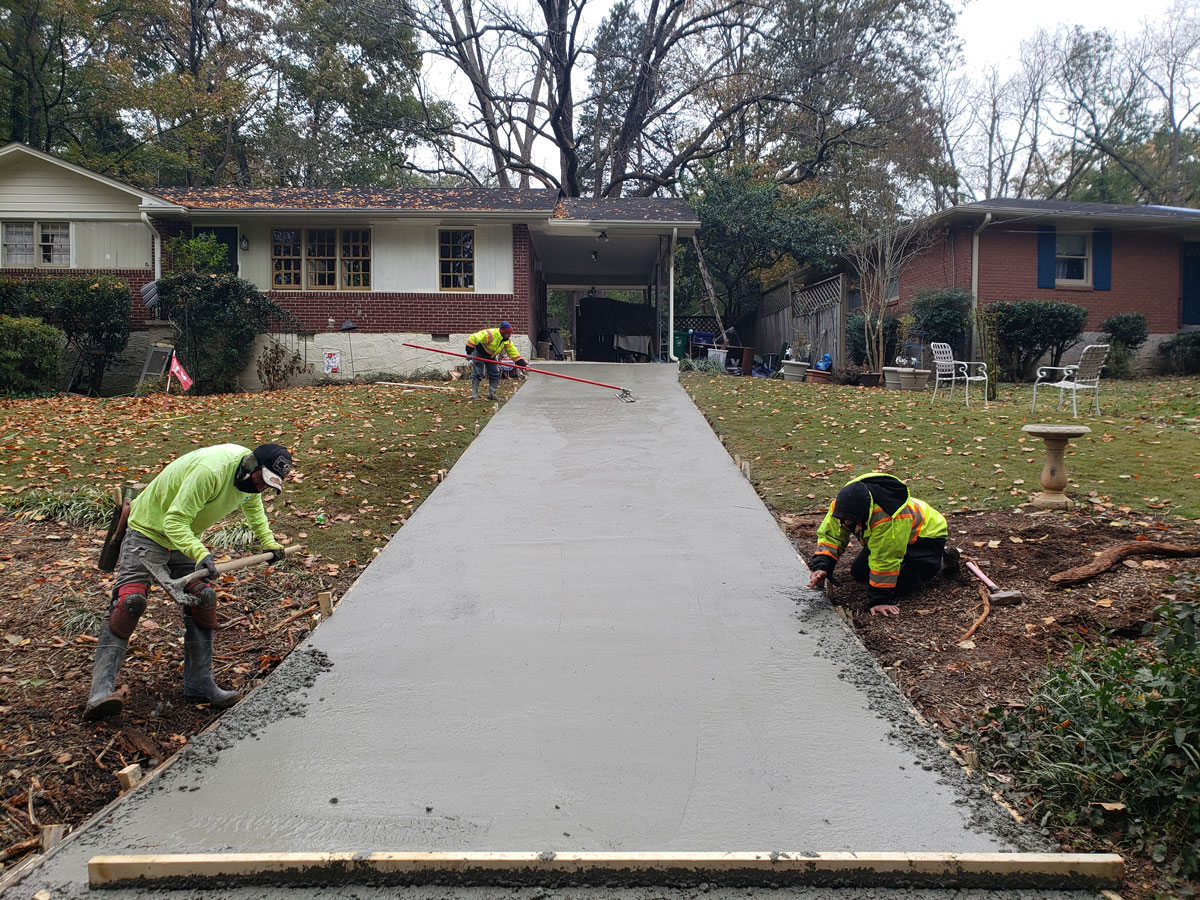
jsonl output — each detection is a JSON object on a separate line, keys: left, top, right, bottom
{"left": 0, "top": 315, "right": 64, "bottom": 394}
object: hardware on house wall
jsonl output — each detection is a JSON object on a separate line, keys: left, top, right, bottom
{"left": 591, "top": 250, "right": 598, "bottom": 261}
{"left": 239, "top": 235, "right": 249, "bottom": 251}
{"left": 597, "top": 230, "right": 609, "bottom": 242}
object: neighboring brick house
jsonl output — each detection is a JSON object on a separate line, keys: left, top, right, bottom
{"left": 0, "top": 142, "right": 698, "bottom": 390}
{"left": 901, "top": 199, "right": 1200, "bottom": 366}
{"left": 762, "top": 198, "right": 1200, "bottom": 370}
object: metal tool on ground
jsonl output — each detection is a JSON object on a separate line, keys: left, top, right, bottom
{"left": 139, "top": 545, "right": 303, "bottom": 606}
{"left": 963, "top": 557, "right": 1023, "bottom": 603}
{"left": 402, "top": 342, "right": 636, "bottom": 402}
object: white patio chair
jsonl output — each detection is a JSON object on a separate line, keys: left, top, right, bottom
{"left": 1031, "top": 344, "right": 1110, "bottom": 417}
{"left": 930, "top": 342, "right": 988, "bottom": 407}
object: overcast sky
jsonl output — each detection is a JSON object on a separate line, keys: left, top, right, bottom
{"left": 956, "top": 0, "right": 1180, "bottom": 69}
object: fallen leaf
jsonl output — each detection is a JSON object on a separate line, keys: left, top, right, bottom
{"left": 1042, "top": 616, "right": 1057, "bottom": 625}
{"left": 1122, "top": 559, "right": 1141, "bottom": 569}
{"left": 957, "top": 640, "right": 975, "bottom": 650}
{"left": 987, "top": 540, "right": 1001, "bottom": 549}
{"left": 1092, "top": 802, "right": 1127, "bottom": 812}
{"left": 1009, "top": 536, "right": 1024, "bottom": 543}
{"left": 1094, "top": 599, "right": 1113, "bottom": 608}
{"left": 1141, "top": 559, "right": 1170, "bottom": 569}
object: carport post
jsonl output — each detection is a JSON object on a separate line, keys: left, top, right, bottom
{"left": 668, "top": 227, "right": 678, "bottom": 361}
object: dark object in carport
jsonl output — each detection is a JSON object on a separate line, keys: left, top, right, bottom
{"left": 576, "top": 296, "right": 655, "bottom": 362}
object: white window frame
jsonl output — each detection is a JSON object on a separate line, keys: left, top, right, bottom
{"left": 1, "top": 220, "right": 73, "bottom": 268}
{"left": 1055, "top": 231, "right": 1091, "bottom": 286}
{"left": 270, "top": 226, "right": 371, "bottom": 291}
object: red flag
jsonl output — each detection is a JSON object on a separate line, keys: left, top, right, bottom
{"left": 168, "top": 354, "right": 193, "bottom": 391}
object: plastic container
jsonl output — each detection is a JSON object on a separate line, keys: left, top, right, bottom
{"left": 673, "top": 331, "right": 689, "bottom": 358}
{"left": 707, "top": 348, "right": 728, "bottom": 367}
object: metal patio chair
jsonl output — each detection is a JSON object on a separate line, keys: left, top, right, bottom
{"left": 1031, "top": 344, "right": 1110, "bottom": 417}
{"left": 930, "top": 342, "right": 988, "bottom": 407}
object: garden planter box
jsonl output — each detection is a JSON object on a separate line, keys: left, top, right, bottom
{"left": 883, "top": 367, "right": 930, "bottom": 390}
{"left": 806, "top": 368, "right": 831, "bottom": 384}
{"left": 781, "top": 360, "right": 810, "bottom": 382}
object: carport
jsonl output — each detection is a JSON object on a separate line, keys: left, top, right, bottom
{"left": 527, "top": 197, "right": 699, "bottom": 362}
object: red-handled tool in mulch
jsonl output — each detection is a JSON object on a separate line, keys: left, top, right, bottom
{"left": 964, "top": 557, "right": 1024, "bottom": 602}
{"left": 402, "top": 343, "right": 636, "bottom": 402}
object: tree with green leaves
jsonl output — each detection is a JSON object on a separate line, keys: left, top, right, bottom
{"left": 678, "top": 165, "right": 839, "bottom": 324}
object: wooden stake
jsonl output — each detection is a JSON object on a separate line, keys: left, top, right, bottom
{"left": 116, "top": 764, "right": 142, "bottom": 792}
{"left": 39, "top": 824, "right": 67, "bottom": 852}
{"left": 317, "top": 592, "right": 334, "bottom": 619}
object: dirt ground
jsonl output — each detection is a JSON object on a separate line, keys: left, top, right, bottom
{"left": 782, "top": 505, "right": 1200, "bottom": 899}
{"left": 3, "top": 506, "right": 1199, "bottom": 897}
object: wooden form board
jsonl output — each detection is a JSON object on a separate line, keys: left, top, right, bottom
{"left": 88, "top": 850, "right": 1124, "bottom": 888}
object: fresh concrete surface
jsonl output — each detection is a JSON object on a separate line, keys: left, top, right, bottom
{"left": 4, "top": 364, "right": 1101, "bottom": 899}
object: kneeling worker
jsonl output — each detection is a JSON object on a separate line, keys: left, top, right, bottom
{"left": 807, "top": 472, "right": 957, "bottom": 617}
{"left": 466, "top": 321, "right": 527, "bottom": 400}
{"left": 84, "top": 443, "right": 293, "bottom": 720}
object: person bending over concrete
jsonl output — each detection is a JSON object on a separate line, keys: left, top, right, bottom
{"left": 466, "top": 322, "right": 527, "bottom": 400}
{"left": 807, "top": 472, "right": 958, "bottom": 617}
{"left": 84, "top": 443, "right": 292, "bottom": 720}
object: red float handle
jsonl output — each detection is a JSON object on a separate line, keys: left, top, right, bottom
{"left": 402, "top": 343, "right": 629, "bottom": 393}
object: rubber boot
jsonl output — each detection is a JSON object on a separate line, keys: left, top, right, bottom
{"left": 83, "top": 624, "right": 128, "bottom": 721}
{"left": 471, "top": 378, "right": 480, "bottom": 400}
{"left": 182, "top": 615, "right": 240, "bottom": 709}
{"left": 941, "top": 545, "right": 961, "bottom": 575}
{"left": 487, "top": 377, "right": 499, "bottom": 401}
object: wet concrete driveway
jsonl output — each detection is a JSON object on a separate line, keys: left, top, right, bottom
{"left": 5, "top": 364, "right": 1100, "bottom": 899}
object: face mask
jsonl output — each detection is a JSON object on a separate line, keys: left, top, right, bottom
{"left": 234, "top": 454, "right": 259, "bottom": 493}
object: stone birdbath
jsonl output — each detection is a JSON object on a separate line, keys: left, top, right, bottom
{"left": 1021, "top": 424, "right": 1092, "bottom": 509}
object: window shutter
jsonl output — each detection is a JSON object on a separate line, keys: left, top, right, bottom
{"left": 1037, "top": 225, "right": 1056, "bottom": 289}
{"left": 1093, "top": 228, "right": 1112, "bottom": 291}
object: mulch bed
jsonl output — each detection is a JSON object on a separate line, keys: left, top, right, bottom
{"left": 0, "top": 517, "right": 360, "bottom": 869}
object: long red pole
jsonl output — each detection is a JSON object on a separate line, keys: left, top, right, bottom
{"left": 401, "top": 343, "right": 634, "bottom": 398}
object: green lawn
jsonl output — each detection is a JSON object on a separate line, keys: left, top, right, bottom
{"left": 681, "top": 374, "right": 1200, "bottom": 520}
{"left": 0, "top": 382, "right": 509, "bottom": 563}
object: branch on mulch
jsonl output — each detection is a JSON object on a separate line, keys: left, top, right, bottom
{"left": 1049, "top": 541, "right": 1200, "bottom": 586}
{"left": 958, "top": 584, "right": 991, "bottom": 644}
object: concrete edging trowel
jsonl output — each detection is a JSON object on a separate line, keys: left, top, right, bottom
{"left": 139, "top": 545, "right": 303, "bottom": 606}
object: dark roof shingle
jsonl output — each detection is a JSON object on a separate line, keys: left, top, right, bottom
{"left": 152, "top": 186, "right": 561, "bottom": 212}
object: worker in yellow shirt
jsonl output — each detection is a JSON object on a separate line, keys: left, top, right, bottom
{"left": 466, "top": 321, "right": 527, "bottom": 400}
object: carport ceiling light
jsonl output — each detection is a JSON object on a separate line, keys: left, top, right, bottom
{"left": 597, "top": 230, "right": 609, "bottom": 242}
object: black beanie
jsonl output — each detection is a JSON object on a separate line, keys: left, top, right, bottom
{"left": 832, "top": 481, "right": 871, "bottom": 526}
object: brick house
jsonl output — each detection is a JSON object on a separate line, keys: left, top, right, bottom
{"left": 761, "top": 198, "right": 1200, "bottom": 370}
{"left": 0, "top": 142, "right": 698, "bottom": 390}
{"left": 900, "top": 199, "right": 1200, "bottom": 366}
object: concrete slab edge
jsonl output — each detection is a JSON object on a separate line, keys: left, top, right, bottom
{"left": 87, "top": 850, "right": 1124, "bottom": 891}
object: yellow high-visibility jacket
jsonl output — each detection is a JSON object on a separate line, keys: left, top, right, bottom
{"left": 466, "top": 328, "right": 522, "bottom": 361}
{"left": 811, "top": 472, "right": 947, "bottom": 604}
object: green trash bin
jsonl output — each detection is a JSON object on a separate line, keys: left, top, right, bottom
{"left": 673, "top": 330, "right": 690, "bottom": 358}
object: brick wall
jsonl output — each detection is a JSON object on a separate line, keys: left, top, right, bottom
{"left": 901, "top": 224, "right": 1183, "bottom": 334}
{"left": 977, "top": 226, "right": 1181, "bottom": 333}
{"left": 2, "top": 267, "right": 156, "bottom": 327}
{"left": 899, "top": 226, "right": 973, "bottom": 302}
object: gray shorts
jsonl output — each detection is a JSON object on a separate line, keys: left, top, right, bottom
{"left": 115, "top": 528, "right": 197, "bottom": 591}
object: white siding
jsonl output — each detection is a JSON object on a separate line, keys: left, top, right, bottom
{"left": 237, "top": 221, "right": 514, "bottom": 294}
{"left": 0, "top": 155, "right": 144, "bottom": 217}
{"left": 73, "top": 221, "right": 152, "bottom": 269}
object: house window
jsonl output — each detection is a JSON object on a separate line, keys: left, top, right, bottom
{"left": 1055, "top": 232, "right": 1090, "bottom": 284}
{"left": 272, "top": 227, "right": 371, "bottom": 290}
{"left": 439, "top": 229, "right": 474, "bottom": 291}
{"left": 2, "top": 221, "right": 70, "bottom": 267}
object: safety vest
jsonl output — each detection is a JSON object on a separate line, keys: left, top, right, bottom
{"left": 814, "top": 472, "right": 948, "bottom": 591}
{"left": 467, "top": 328, "right": 521, "bottom": 361}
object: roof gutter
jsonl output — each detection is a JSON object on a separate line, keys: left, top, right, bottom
{"left": 668, "top": 227, "right": 678, "bottom": 361}
{"left": 970, "top": 213, "right": 992, "bottom": 359}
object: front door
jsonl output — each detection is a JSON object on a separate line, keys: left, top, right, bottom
{"left": 195, "top": 226, "right": 239, "bottom": 274}
{"left": 1184, "top": 242, "right": 1200, "bottom": 326}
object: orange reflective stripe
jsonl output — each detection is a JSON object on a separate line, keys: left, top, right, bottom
{"left": 817, "top": 539, "right": 841, "bottom": 551}
{"left": 815, "top": 548, "right": 839, "bottom": 559}
{"left": 869, "top": 507, "right": 890, "bottom": 526}
{"left": 869, "top": 572, "right": 899, "bottom": 588}
{"left": 907, "top": 501, "right": 925, "bottom": 542}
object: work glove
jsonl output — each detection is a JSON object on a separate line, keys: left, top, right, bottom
{"left": 269, "top": 548, "right": 287, "bottom": 562}
{"left": 514, "top": 358, "right": 527, "bottom": 368}
{"left": 465, "top": 344, "right": 474, "bottom": 355}
{"left": 196, "top": 553, "right": 218, "bottom": 580}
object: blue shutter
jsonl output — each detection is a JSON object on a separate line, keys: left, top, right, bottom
{"left": 1093, "top": 228, "right": 1112, "bottom": 290}
{"left": 1037, "top": 225, "right": 1056, "bottom": 289}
